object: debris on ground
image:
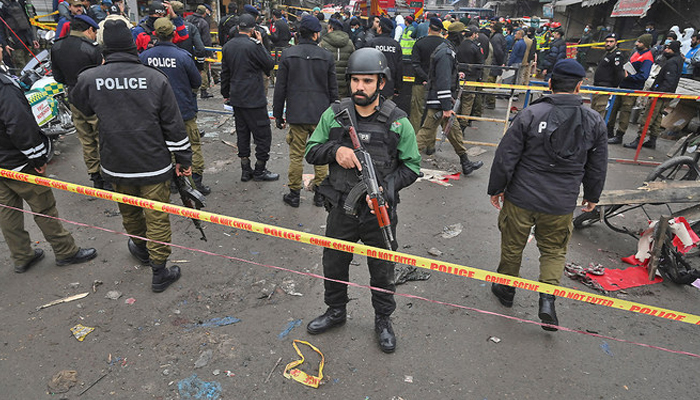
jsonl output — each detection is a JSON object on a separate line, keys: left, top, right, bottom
{"left": 92, "top": 280, "right": 103, "bottom": 292}
{"left": 416, "top": 168, "right": 461, "bottom": 186}
{"left": 124, "top": 297, "right": 136, "bottom": 305}
{"left": 224, "top": 370, "right": 235, "bottom": 377}
{"left": 265, "top": 357, "right": 283, "bottom": 383}
{"left": 278, "top": 319, "right": 302, "bottom": 340}
{"left": 212, "top": 369, "right": 220, "bottom": 376}
{"left": 37, "top": 292, "right": 89, "bottom": 311}
{"left": 68, "top": 282, "right": 80, "bottom": 289}
{"left": 70, "top": 324, "right": 95, "bottom": 342}
{"left": 177, "top": 374, "right": 222, "bottom": 400}
{"left": 280, "top": 279, "right": 303, "bottom": 296}
{"left": 283, "top": 340, "right": 324, "bottom": 388}
{"left": 183, "top": 316, "right": 241, "bottom": 330}
{"left": 404, "top": 375, "right": 413, "bottom": 383}
{"left": 428, "top": 247, "right": 442, "bottom": 257}
{"left": 600, "top": 341, "right": 614, "bottom": 356}
{"left": 466, "top": 146, "right": 487, "bottom": 157}
{"left": 105, "top": 290, "right": 122, "bottom": 300}
{"left": 440, "top": 223, "right": 463, "bottom": 239}
{"left": 194, "top": 349, "right": 213, "bottom": 369}
{"left": 395, "top": 265, "right": 431, "bottom": 285}
{"left": 488, "top": 336, "right": 501, "bottom": 343}
{"left": 47, "top": 370, "right": 78, "bottom": 394}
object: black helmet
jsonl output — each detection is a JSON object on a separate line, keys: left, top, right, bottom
{"left": 346, "top": 48, "right": 391, "bottom": 79}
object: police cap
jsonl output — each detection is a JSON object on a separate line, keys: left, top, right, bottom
{"left": 551, "top": 59, "right": 586, "bottom": 80}
{"left": 300, "top": 15, "right": 322, "bottom": 32}
{"left": 238, "top": 13, "right": 256, "bottom": 29}
{"left": 73, "top": 14, "right": 100, "bottom": 30}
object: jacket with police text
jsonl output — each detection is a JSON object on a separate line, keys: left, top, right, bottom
{"left": 70, "top": 52, "right": 192, "bottom": 185}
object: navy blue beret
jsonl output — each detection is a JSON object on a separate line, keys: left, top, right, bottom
{"left": 552, "top": 59, "right": 586, "bottom": 79}
{"left": 74, "top": 14, "right": 100, "bottom": 30}
{"left": 300, "top": 15, "right": 322, "bottom": 32}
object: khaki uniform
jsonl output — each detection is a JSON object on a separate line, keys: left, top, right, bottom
{"left": 184, "top": 118, "right": 204, "bottom": 174}
{"left": 459, "top": 89, "right": 476, "bottom": 129}
{"left": 287, "top": 124, "right": 327, "bottom": 191}
{"left": 70, "top": 104, "right": 101, "bottom": 174}
{"left": 409, "top": 84, "right": 426, "bottom": 133}
{"left": 0, "top": 172, "right": 79, "bottom": 267}
{"left": 637, "top": 98, "right": 669, "bottom": 138}
{"left": 113, "top": 182, "right": 172, "bottom": 264}
{"left": 416, "top": 108, "right": 466, "bottom": 155}
{"left": 590, "top": 94, "right": 610, "bottom": 119}
{"left": 608, "top": 95, "right": 636, "bottom": 135}
{"left": 497, "top": 199, "right": 573, "bottom": 285}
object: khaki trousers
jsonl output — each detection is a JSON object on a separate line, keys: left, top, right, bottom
{"left": 416, "top": 108, "right": 466, "bottom": 156}
{"left": 70, "top": 104, "right": 100, "bottom": 174}
{"left": 608, "top": 95, "right": 636, "bottom": 135}
{"left": 590, "top": 94, "right": 610, "bottom": 120}
{"left": 0, "top": 173, "right": 78, "bottom": 267}
{"left": 287, "top": 124, "right": 327, "bottom": 190}
{"left": 184, "top": 117, "right": 204, "bottom": 174}
{"left": 114, "top": 181, "right": 172, "bottom": 264}
{"left": 497, "top": 199, "right": 573, "bottom": 285}
{"left": 409, "top": 84, "right": 426, "bottom": 134}
{"left": 637, "top": 98, "right": 669, "bottom": 138}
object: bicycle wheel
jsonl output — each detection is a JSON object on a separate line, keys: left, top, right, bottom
{"left": 573, "top": 208, "right": 599, "bottom": 229}
{"left": 645, "top": 156, "right": 700, "bottom": 182}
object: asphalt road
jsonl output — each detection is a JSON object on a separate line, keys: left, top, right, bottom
{"left": 1, "top": 91, "right": 699, "bottom": 399}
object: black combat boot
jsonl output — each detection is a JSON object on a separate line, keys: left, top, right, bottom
{"left": 127, "top": 238, "right": 149, "bottom": 264}
{"left": 375, "top": 314, "right": 396, "bottom": 353}
{"left": 15, "top": 248, "right": 44, "bottom": 273}
{"left": 623, "top": 136, "right": 641, "bottom": 149}
{"left": 607, "top": 124, "right": 615, "bottom": 139}
{"left": 151, "top": 262, "right": 181, "bottom": 293}
{"left": 253, "top": 161, "right": 279, "bottom": 181}
{"left": 491, "top": 283, "right": 516, "bottom": 307}
{"left": 283, "top": 189, "right": 300, "bottom": 207}
{"left": 55, "top": 248, "right": 98, "bottom": 266}
{"left": 240, "top": 158, "right": 254, "bottom": 182}
{"left": 200, "top": 89, "right": 213, "bottom": 99}
{"left": 642, "top": 136, "right": 657, "bottom": 149}
{"left": 608, "top": 131, "right": 624, "bottom": 145}
{"left": 538, "top": 293, "right": 559, "bottom": 331}
{"left": 192, "top": 173, "right": 211, "bottom": 195}
{"left": 459, "top": 154, "right": 484, "bottom": 176}
{"left": 307, "top": 306, "right": 347, "bottom": 334}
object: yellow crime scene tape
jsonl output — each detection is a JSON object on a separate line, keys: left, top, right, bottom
{"left": 283, "top": 340, "right": 325, "bottom": 388}
{"left": 30, "top": 11, "right": 58, "bottom": 30}
{"left": 539, "top": 37, "right": 634, "bottom": 51}
{"left": 2, "top": 167, "right": 699, "bottom": 326}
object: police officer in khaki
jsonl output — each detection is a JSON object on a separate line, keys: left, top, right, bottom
{"left": 0, "top": 63, "right": 97, "bottom": 273}
{"left": 71, "top": 20, "right": 192, "bottom": 292}
{"left": 51, "top": 15, "right": 108, "bottom": 189}
{"left": 273, "top": 15, "right": 337, "bottom": 207}
{"left": 488, "top": 60, "right": 608, "bottom": 330}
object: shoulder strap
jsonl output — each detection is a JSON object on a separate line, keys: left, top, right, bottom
{"left": 376, "top": 99, "right": 397, "bottom": 125}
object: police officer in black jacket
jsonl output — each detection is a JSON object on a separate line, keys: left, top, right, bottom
{"left": 625, "top": 40, "right": 684, "bottom": 150}
{"left": 0, "top": 65, "right": 97, "bottom": 273}
{"left": 367, "top": 17, "right": 403, "bottom": 100}
{"left": 591, "top": 33, "right": 626, "bottom": 121}
{"left": 51, "top": 15, "right": 107, "bottom": 190}
{"left": 456, "top": 26, "right": 484, "bottom": 128}
{"left": 273, "top": 15, "right": 337, "bottom": 208}
{"left": 488, "top": 59, "right": 608, "bottom": 330}
{"left": 71, "top": 19, "right": 192, "bottom": 293}
{"left": 221, "top": 13, "right": 278, "bottom": 182}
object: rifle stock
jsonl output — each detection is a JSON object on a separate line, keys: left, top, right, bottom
{"left": 173, "top": 171, "right": 208, "bottom": 241}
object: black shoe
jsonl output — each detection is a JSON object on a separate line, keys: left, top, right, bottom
{"left": 56, "top": 247, "right": 97, "bottom": 267}
{"left": 623, "top": 137, "right": 641, "bottom": 149}
{"left": 151, "top": 263, "right": 181, "bottom": 293}
{"left": 307, "top": 307, "right": 347, "bottom": 334}
{"left": 283, "top": 189, "right": 300, "bottom": 207}
{"left": 128, "top": 238, "right": 149, "bottom": 264}
{"left": 538, "top": 293, "right": 559, "bottom": 331}
{"left": 642, "top": 137, "right": 657, "bottom": 149}
{"left": 241, "top": 158, "right": 254, "bottom": 182}
{"left": 200, "top": 90, "right": 213, "bottom": 99}
{"left": 425, "top": 147, "right": 435, "bottom": 156}
{"left": 491, "top": 282, "right": 515, "bottom": 307}
{"left": 192, "top": 173, "right": 211, "bottom": 196}
{"left": 608, "top": 132, "right": 624, "bottom": 145}
{"left": 313, "top": 190, "right": 324, "bottom": 207}
{"left": 15, "top": 248, "right": 44, "bottom": 273}
{"left": 460, "top": 154, "right": 483, "bottom": 176}
{"left": 375, "top": 314, "right": 396, "bottom": 353}
{"left": 253, "top": 162, "right": 279, "bottom": 181}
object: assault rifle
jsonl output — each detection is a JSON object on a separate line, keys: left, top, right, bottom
{"left": 173, "top": 171, "right": 207, "bottom": 241}
{"left": 433, "top": 79, "right": 466, "bottom": 151}
{"left": 335, "top": 108, "right": 395, "bottom": 250}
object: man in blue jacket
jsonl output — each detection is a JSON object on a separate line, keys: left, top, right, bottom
{"left": 488, "top": 59, "right": 608, "bottom": 331}
{"left": 140, "top": 17, "right": 210, "bottom": 195}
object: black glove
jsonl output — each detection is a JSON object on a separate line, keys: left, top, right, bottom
{"left": 275, "top": 117, "right": 285, "bottom": 129}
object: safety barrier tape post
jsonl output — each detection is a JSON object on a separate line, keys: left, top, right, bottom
{"left": 1, "top": 168, "right": 700, "bottom": 327}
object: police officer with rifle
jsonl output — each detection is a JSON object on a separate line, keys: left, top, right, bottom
{"left": 305, "top": 48, "right": 421, "bottom": 353}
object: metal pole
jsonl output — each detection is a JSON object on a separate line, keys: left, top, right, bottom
{"left": 634, "top": 97, "right": 658, "bottom": 162}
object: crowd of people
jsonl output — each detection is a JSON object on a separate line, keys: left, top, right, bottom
{"left": 0, "top": 0, "right": 696, "bottom": 352}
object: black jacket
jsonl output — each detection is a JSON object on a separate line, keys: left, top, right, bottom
{"left": 477, "top": 31, "right": 490, "bottom": 60}
{"left": 367, "top": 33, "right": 403, "bottom": 97}
{"left": 457, "top": 38, "right": 484, "bottom": 81}
{"left": 69, "top": 52, "right": 192, "bottom": 185}
{"left": 50, "top": 32, "right": 103, "bottom": 88}
{"left": 411, "top": 34, "right": 444, "bottom": 85}
{"left": 488, "top": 94, "right": 608, "bottom": 215}
{"left": 542, "top": 37, "right": 567, "bottom": 72}
{"left": 652, "top": 53, "right": 683, "bottom": 93}
{"left": 272, "top": 39, "right": 338, "bottom": 125}
{"left": 186, "top": 13, "right": 212, "bottom": 47}
{"left": 0, "top": 73, "right": 50, "bottom": 171}
{"left": 593, "top": 47, "right": 626, "bottom": 87}
{"left": 218, "top": 13, "right": 238, "bottom": 46}
{"left": 221, "top": 34, "right": 275, "bottom": 109}
{"left": 490, "top": 32, "right": 507, "bottom": 76}
{"left": 426, "top": 41, "right": 457, "bottom": 111}
{"left": 270, "top": 18, "right": 291, "bottom": 48}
